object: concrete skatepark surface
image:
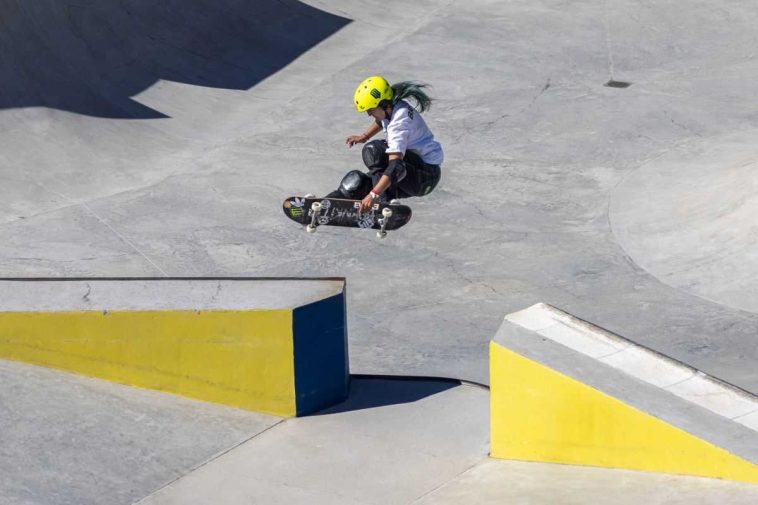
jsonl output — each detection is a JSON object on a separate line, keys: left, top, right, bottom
{"left": 1, "top": 0, "right": 758, "bottom": 503}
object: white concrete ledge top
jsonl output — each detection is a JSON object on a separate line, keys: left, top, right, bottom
{"left": 0, "top": 278, "right": 345, "bottom": 312}
{"left": 503, "top": 303, "right": 758, "bottom": 432}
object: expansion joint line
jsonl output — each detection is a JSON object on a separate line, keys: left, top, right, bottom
{"left": 603, "top": 0, "right": 616, "bottom": 81}
{"left": 134, "top": 418, "right": 288, "bottom": 504}
{"left": 38, "top": 183, "right": 169, "bottom": 277}
{"left": 410, "top": 459, "right": 485, "bottom": 504}
{"left": 80, "top": 200, "right": 169, "bottom": 277}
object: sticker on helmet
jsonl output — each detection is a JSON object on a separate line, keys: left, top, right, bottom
{"left": 370, "top": 89, "right": 381, "bottom": 99}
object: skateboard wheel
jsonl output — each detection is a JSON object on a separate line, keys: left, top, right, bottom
{"left": 382, "top": 207, "right": 393, "bottom": 218}
{"left": 306, "top": 224, "right": 317, "bottom": 233}
{"left": 376, "top": 230, "right": 387, "bottom": 239}
{"left": 311, "top": 202, "right": 322, "bottom": 212}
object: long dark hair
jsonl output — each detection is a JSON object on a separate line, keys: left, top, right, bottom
{"left": 390, "top": 81, "right": 433, "bottom": 113}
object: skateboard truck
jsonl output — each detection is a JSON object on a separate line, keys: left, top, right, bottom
{"left": 376, "top": 207, "right": 393, "bottom": 239}
{"left": 306, "top": 201, "right": 322, "bottom": 233}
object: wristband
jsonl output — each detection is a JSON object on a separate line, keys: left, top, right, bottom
{"left": 369, "top": 190, "right": 381, "bottom": 200}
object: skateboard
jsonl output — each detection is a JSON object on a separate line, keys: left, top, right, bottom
{"left": 282, "top": 196, "right": 412, "bottom": 239}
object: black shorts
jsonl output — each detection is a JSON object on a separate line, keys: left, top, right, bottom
{"left": 364, "top": 140, "right": 441, "bottom": 198}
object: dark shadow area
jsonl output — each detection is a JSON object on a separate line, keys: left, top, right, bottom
{"left": 312, "top": 376, "right": 463, "bottom": 416}
{"left": 0, "top": 0, "right": 350, "bottom": 118}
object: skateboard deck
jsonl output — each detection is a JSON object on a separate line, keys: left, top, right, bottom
{"left": 282, "top": 196, "right": 412, "bottom": 238}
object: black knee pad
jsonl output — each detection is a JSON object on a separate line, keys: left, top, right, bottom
{"left": 362, "top": 140, "right": 389, "bottom": 171}
{"left": 338, "top": 170, "right": 373, "bottom": 199}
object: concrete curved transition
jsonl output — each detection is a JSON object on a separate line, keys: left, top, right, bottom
{"left": 0, "top": 0, "right": 350, "bottom": 118}
{"left": 610, "top": 131, "right": 758, "bottom": 314}
{"left": 2, "top": 0, "right": 758, "bottom": 503}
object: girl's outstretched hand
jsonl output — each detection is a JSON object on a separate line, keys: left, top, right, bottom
{"left": 345, "top": 134, "right": 365, "bottom": 148}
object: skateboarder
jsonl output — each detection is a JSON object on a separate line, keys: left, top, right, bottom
{"left": 326, "top": 76, "right": 444, "bottom": 213}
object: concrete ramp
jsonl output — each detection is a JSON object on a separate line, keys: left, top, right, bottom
{"left": 0, "top": 278, "right": 349, "bottom": 416}
{"left": 490, "top": 303, "right": 758, "bottom": 483}
{"left": 610, "top": 130, "right": 758, "bottom": 313}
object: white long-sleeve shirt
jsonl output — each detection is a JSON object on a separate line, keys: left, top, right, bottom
{"left": 381, "top": 100, "right": 444, "bottom": 166}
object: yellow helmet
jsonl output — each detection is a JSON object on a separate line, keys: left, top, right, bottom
{"left": 353, "top": 75, "right": 394, "bottom": 112}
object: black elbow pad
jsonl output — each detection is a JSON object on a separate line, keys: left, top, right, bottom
{"left": 385, "top": 158, "right": 407, "bottom": 183}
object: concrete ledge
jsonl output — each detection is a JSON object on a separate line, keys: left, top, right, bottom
{"left": 490, "top": 303, "right": 758, "bottom": 483}
{"left": 0, "top": 278, "right": 349, "bottom": 417}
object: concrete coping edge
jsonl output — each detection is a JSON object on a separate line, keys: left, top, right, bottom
{"left": 504, "top": 303, "right": 758, "bottom": 432}
{"left": 0, "top": 277, "right": 346, "bottom": 312}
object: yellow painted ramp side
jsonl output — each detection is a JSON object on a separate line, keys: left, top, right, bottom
{"left": 490, "top": 341, "right": 758, "bottom": 483}
{"left": 0, "top": 310, "right": 296, "bottom": 416}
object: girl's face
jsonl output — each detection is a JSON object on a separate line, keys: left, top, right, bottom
{"left": 367, "top": 107, "right": 386, "bottom": 121}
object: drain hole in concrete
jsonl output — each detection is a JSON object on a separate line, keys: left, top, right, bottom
{"left": 604, "top": 80, "right": 632, "bottom": 88}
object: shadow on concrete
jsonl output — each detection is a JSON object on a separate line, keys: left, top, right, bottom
{"left": 0, "top": 0, "right": 350, "bottom": 118}
{"left": 313, "top": 376, "right": 462, "bottom": 415}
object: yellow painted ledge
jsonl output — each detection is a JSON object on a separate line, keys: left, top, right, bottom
{"left": 0, "top": 310, "right": 296, "bottom": 416}
{"left": 490, "top": 341, "right": 758, "bottom": 483}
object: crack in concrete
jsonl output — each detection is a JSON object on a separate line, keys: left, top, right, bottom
{"left": 30, "top": 181, "right": 170, "bottom": 277}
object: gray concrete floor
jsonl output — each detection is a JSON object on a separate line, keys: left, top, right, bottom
{"left": 136, "top": 378, "right": 490, "bottom": 505}
{"left": 1, "top": 0, "right": 757, "bottom": 388}
{"left": 0, "top": 360, "right": 281, "bottom": 505}
{"left": 416, "top": 459, "right": 758, "bottom": 505}
{"left": 1, "top": 0, "right": 758, "bottom": 503}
